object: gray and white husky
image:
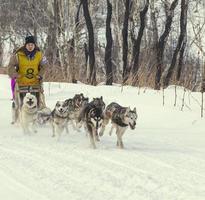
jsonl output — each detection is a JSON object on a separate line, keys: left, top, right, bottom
{"left": 65, "top": 93, "right": 89, "bottom": 131}
{"left": 100, "top": 102, "right": 137, "bottom": 149}
{"left": 78, "top": 97, "right": 105, "bottom": 148}
{"left": 51, "top": 100, "right": 70, "bottom": 139}
{"left": 19, "top": 93, "right": 38, "bottom": 134}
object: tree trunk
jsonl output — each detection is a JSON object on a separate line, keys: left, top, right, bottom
{"left": 176, "top": 36, "right": 187, "bottom": 82}
{"left": 122, "top": 0, "right": 132, "bottom": 83}
{"left": 82, "top": 0, "right": 96, "bottom": 85}
{"left": 46, "top": 0, "right": 59, "bottom": 67}
{"left": 113, "top": 0, "right": 123, "bottom": 81}
{"left": 163, "top": 0, "right": 188, "bottom": 87}
{"left": 68, "top": 39, "right": 77, "bottom": 83}
{"left": 131, "top": 0, "right": 149, "bottom": 85}
{"left": 105, "top": 0, "right": 113, "bottom": 85}
{"left": 154, "top": 0, "right": 179, "bottom": 90}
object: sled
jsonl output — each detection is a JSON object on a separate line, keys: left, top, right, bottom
{"left": 15, "top": 84, "right": 45, "bottom": 108}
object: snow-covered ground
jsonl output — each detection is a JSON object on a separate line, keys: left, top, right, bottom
{"left": 0, "top": 74, "right": 205, "bottom": 200}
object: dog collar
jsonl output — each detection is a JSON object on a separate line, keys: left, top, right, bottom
{"left": 54, "top": 113, "right": 68, "bottom": 119}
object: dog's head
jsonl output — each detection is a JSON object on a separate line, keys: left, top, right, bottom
{"left": 54, "top": 100, "right": 69, "bottom": 116}
{"left": 124, "top": 107, "right": 137, "bottom": 130}
{"left": 73, "top": 93, "right": 85, "bottom": 108}
{"left": 65, "top": 98, "right": 74, "bottom": 111}
{"left": 92, "top": 96, "right": 105, "bottom": 110}
{"left": 23, "top": 93, "right": 37, "bottom": 108}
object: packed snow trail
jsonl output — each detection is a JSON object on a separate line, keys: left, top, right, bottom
{"left": 0, "top": 75, "right": 205, "bottom": 200}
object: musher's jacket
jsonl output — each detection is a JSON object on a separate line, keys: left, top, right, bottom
{"left": 7, "top": 46, "right": 48, "bottom": 86}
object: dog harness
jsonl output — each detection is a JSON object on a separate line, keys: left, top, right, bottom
{"left": 112, "top": 117, "right": 128, "bottom": 127}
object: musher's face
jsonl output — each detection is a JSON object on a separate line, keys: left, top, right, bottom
{"left": 25, "top": 43, "right": 35, "bottom": 52}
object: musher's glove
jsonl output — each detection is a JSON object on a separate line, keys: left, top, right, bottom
{"left": 36, "top": 75, "right": 43, "bottom": 81}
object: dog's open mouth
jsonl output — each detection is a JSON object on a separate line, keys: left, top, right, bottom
{"left": 129, "top": 123, "right": 136, "bottom": 130}
{"left": 27, "top": 100, "right": 34, "bottom": 106}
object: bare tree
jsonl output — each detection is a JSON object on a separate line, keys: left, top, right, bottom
{"left": 122, "top": 0, "right": 132, "bottom": 83}
{"left": 163, "top": 0, "right": 188, "bottom": 87}
{"left": 130, "top": 0, "right": 149, "bottom": 85}
{"left": 105, "top": 0, "right": 113, "bottom": 85}
{"left": 82, "top": 0, "right": 96, "bottom": 85}
{"left": 154, "top": 0, "right": 179, "bottom": 90}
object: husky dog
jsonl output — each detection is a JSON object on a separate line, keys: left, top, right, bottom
{"left": 51, "top": 100, "right": 70, "bottom": 139}
{"left": 19, "top": 93, "right": 38, "bottom": 134}
{"left": 83, "top": 106, "right": 104, "bottom": 148}
{"left": 78, "top": 96, "right": 105, "bottom": 148}
{"left": 78, "top": 96, "right": 105, "bottom": 127}
{"left": 78, "top": 96, "right": 105, "bottom": 122}
{"left": 66, "top": 93, "right": 89, "bottom": 130}
{"left": 100, "top": 102, "right": 137, "bottom": 149}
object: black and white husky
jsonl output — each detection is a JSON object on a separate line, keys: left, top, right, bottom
{"left": 51, "top": 100, "right": 70, "bottom": 139}
{"left": 78, "top": 97, "right": 105, "bottom": 148}
{"left": 19, "top": 93, "right": 38, "bottom": 134}
{"left": 100, "top": 102, "right": 137, "bottom": 149}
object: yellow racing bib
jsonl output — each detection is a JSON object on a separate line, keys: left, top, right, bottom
{"left": 17, "top": 50, "right": 42, "bottom": 86}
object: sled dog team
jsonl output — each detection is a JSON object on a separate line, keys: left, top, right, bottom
{"left": 18, "top": 92, "right": 137, "bottom": 149}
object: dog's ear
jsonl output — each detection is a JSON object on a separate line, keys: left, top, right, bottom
{"left": 56, "top": 101, "right": 60, "bottom": 106}
{"left": 26, "top": 92, "right": 30, "bottom": 97}
{"left": 64, "top": 99, "right": 69, "bottom": 106}
{"left": 69, "top": 99, "right": 74, "bottom": 105}
{"left": 100, "top": 96, "right": 103, "bottom": 100}
{"left": 133, "top": 107, "right": 137, "bottom": 113}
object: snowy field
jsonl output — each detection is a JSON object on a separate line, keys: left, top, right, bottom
{"left": 0, "top": 74, "right": 205, "bottom": 200}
